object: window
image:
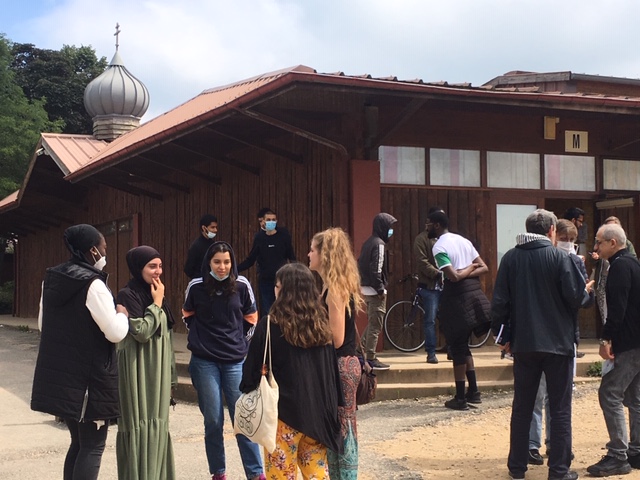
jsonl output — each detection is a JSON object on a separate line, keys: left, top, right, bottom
{"left": 379, "top": 146, "right": 425, "bottom": 185}
{"left": 604, "top": 159, "right": 640, "bottom": 191}
{"left": 430, "top": 148, "right": 480, "bottom": 187}
{"left": 487, "top": 152, "right": 540, "bottom": 189}
{"left": 544, "top": 154, "right": 595, "bottom": 191}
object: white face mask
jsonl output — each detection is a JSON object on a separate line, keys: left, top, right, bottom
{"left": 92, "top": 250, "right": 107, "bottom": 271}
{"left": 556, "top": 241, "right": 575, "bottom": 255}
{"left": 206, "top": 231, "right": 216, "bottom": 239}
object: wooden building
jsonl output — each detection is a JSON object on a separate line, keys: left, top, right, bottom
{"left": 2, "top": 64, "right": 640, "bottom": 340}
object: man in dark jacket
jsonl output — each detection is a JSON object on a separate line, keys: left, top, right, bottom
{"left": 357, "top": 212, "right": 397, "bottom": 370}
{"left": 491, "top": 209, "right": 586, "bottom": 480}
{"left": 237, "top": 208, "right": 296, "bottom": 316}
{"left": 184, "top": 214, "right": 219, "bottom": 279}
{"left": 587, "top": 223, "right": 640, "bottom": 477}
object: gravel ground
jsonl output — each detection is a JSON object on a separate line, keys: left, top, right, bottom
{"left": 2, "top": 325, "right": 639, "bottom": 479}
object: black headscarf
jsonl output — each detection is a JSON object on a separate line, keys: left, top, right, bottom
{"left": 116, "top": 246, "right": 175, "bottom": 329}
{"left": 63, "top": 224, "right": 102, "bottom": 262}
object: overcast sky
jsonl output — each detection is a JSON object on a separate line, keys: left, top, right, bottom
{"left": 3, "top": 0, "right": 640, "bottom": 121}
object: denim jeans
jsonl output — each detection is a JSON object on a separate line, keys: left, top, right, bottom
{"left": 529, "top": 373, "right": 551, "bottom": 450}
{"left": 418, "top": 288, "right": 441, "bottom": 356}
{"left": 508, "top": 352, "right": 573, "bottom": 478}
{"left": 258, "top": 280, "right": 276, "bottom": 317}
{"left": 362, "top": 294, "right": 386, "bottom": 360}
{"left": 598, "top": 347, "right": 640, "bottom": 460}
{"left": 189, "top": 355, "right": 263, "bottom": 478}
{"left": 63, "top": 418, "right": 109, "bottom": 480}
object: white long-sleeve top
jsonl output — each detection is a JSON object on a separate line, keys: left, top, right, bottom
{"left": 38, "top": 279, "right": 129, "bottom": 343}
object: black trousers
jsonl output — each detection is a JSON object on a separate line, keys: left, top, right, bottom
{"left": 507, "top": 352, "right": 573, "bottom": 478}
{"left": 63, "top": 418, "right": 109, "bottom": 480}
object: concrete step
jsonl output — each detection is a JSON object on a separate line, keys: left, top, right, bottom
{"left": 172, "top": 340, "right": 604, "bottom": 404}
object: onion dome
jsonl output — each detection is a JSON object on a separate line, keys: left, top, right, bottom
{"left": 84, "top": 50, "right": 150, "bottom": 118}
{"left": 83, "top": 25, "right": 150, "bottom": 141}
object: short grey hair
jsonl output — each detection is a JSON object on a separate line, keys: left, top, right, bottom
{"left": 598, "top": 224, "right": 627, "bottom": 245}
{"left": 526, "top": 209, "right": 557, "bottom": 235}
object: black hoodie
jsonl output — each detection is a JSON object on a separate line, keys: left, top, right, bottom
{"left": 357, "top": 213, "right": 397, "bottom": 294}
{"left": 182, "top": 242, "right": 257, "bottom": 362}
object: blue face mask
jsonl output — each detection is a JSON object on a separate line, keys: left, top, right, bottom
{"left": 210, "top": 270, "right": 230, "bottom": 282}
{"left": 265, "top": 220, "right": 277, "bottom": 231}
{"left": 206, "top": 231, "right": 216, "bottom": 239}
{"left": 388, "top": 228, "right": 394, "bottom": 238}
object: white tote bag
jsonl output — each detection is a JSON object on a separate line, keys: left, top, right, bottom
{"left": 234, "top": 316, "right": 279, "bottom": 453}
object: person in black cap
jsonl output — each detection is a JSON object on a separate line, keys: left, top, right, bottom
{"left": 31, "top": 224, "right": 129, "bottom": 480}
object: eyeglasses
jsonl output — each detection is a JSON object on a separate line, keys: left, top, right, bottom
{"left": 594, "top": 238, "right": 610, "bottom": 246}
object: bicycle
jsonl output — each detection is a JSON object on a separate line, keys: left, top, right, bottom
{"left": 384, "top": 273, "right": 492, "bottom": 352}
{"left": 383, "top": 274, "right": 425, "bottom": 352}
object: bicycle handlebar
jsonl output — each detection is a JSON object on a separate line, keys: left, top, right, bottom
{"left": 398, "top": 273, "right": 419, "bottom": 283}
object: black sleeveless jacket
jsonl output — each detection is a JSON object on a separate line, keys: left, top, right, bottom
{"left": 31, "top": 259, "right": 120, "bottom": 421}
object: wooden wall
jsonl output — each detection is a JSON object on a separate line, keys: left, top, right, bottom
{"left": 14, "top": 139, "right": 351, "bottom": 328}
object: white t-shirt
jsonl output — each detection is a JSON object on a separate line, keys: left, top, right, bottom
{"left": 433, "top": 232, "right": 479, "bottom": 271}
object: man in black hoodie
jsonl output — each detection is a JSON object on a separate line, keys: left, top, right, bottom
{"left": 357, "top": 212, "right": 397, "bottom": 370}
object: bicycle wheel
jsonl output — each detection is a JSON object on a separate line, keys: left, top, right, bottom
{"left": 384, "top": 300, "right": 425, "bottom": 352}
{"left": 468, "top": 329, "right": 492, "bottom": 348}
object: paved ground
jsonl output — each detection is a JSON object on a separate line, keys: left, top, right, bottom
{"left": 3, "top": 319, "right": 640, "bottom": 479}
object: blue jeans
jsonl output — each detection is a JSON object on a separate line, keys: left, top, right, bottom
{"left": 259, "top": 280, "right": 276, "bottom": 317}
{"left": 418, "top": 288, "right": 441, "bottom": 356}
{"left": 529, "top": 373, "right": 550, "bottom": 450}
{"left": 189, "top": 355, "right": 263, "bottom": 478}
{"left": 598, "top": 347, "right": 640, "bottom": 460}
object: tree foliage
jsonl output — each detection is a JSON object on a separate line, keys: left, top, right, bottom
{"left": 10, "top": 42, "right": 107, "bottom": 135}
{"left": 0, "top": 34, "right": 61, "bottom": 200}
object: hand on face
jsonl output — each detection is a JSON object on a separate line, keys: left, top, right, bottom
{"left": 150, "top": 277, "right": 165, "bottom": 306}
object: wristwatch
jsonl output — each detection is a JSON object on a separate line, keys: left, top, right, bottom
{"left": 599, "top": 339, "right": 611, "bottom": 346}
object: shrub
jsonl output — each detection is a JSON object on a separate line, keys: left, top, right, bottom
{"left": 0, "top": 281, "right": 14, "bottom": 314}
{"left": 586, "top": 361, "right": 602, "bottom": 377}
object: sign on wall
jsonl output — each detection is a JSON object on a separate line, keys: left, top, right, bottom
{"left": 565, "top": 130, "right": 589, "bottom": 153}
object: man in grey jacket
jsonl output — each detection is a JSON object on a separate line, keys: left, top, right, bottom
{"left": 491, "top": 209, "right": 587, "bottom": 480}
{"left": 358, "top": 212, "right": 397, "bottom": 370}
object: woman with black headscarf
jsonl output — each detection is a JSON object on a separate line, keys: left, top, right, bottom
{"left": 115, "top": 246, "right": 177, "bottom": 480}
{"left": 31, "top": 224, "right": 129, "bottom": 480}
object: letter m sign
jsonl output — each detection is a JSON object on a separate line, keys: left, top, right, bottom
{"left": 565, "top": 130, "right": 588, "bottom": 153}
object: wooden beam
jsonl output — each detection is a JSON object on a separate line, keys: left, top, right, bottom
{"left": 204, "top": 126, "right": 304, "bottom": 164}
{"left": 136, "top": 154, "right": 222, "bottom": 185}
{"left": 370, "top": 98, "right": 426, "bottom": 147}
{"left": 171, "top": 140, "right": 260, "bottom": 176}
{"left": 95, "top": 176, "right": 163, "bottom": 201}
{"left": 235, "top": 108, "right": 349, "bottom": 160}
{"left": 24, "top": 190, "right": 88, "bottom": 212}
{"left": 112, "top": 166, "right": 190, "bottom": 194}
{"left": 19, "top": 206, "right": 72, "bottom": 225}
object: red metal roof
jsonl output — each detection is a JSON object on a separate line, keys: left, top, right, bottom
{"left": 48, "top": 64, "right": 640, "bottom": 183}
{"left": 41, "top": 133, "right": 108, "bottom": 175}
{"left": 0, "top": 190, "right": 19, "bottom": 213}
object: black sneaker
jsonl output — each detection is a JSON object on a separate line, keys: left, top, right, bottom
{"left": 444, "top": 397, "right": 469, "bottom": 410}
{"left": 549, "top": 471, "right": 578, "bottom": 480}
{"left": 426, "top": 354, "right": 439, "bottom": 364}
{"left": 465, "top": 390, "right": 482, "bottom": 404}
{"left": 509, "top": 471, "right": 525, "bottom": 480}
{"left": 367, "top": 358, "right": 390, "bottom": 371}
{"left": 628, "top": 453, "right": 640, "bottom": 469}
{"left": 528, "top": 448, "right": 544, "bottom": 465}
{"left": 587, "top": 455, "right": 632, "bottom": 476}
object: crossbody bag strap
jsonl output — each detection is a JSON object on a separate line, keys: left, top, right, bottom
{"left": 263, "top": 315, "right": 272, "bottom": 375}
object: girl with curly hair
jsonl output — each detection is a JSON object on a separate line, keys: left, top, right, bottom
{"left": 240, "top": 262, "right": 343, "bottom": 479}
{"left": 309, "top": 227, "right": 364, "bottom": 480}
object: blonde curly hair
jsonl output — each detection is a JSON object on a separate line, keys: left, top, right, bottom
{"left": 312, "top": 227, "right": 364, "bottom": 316}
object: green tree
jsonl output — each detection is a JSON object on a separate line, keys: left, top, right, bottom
{"left": 0, "top": 34, "right": 60, "bottom": 200}
{"left": 10, "top": 43, "right": 107, "bottom": 134}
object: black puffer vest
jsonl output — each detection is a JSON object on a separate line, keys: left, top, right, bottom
{"left": 31, "top": 259, "right": 120, "bottom": 421}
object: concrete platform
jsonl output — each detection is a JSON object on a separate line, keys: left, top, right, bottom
{"left": 1, "top": 315, "right": 603, "bottom": 403}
